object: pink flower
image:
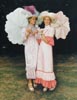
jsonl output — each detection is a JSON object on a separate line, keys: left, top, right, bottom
{"left": 24, "top": 5, "right": 36, "bottom": 14}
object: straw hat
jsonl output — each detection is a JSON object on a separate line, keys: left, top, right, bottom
{"left": 38, "top": 11, "right": 56, "bottom": 24}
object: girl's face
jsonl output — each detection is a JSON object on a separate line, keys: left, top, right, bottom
{"left": 29, "top": 16, "right": 37, "bottom": 25}
{"left": 43, "top": 16, "right": 52, "bottom": 26}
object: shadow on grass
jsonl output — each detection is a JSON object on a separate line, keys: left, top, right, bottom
{"left": 0, "top": 54, "right": 77, "bottom": 100}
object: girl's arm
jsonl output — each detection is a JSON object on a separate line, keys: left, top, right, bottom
{"left": 26, "top": 29, "right": 32, "bottom": 38}
{"left": 41, "top": 34, "right": 48, "bottom": 43}
{"left": 34, "top": 27, "right": 42, "bottom": 44}
{"left": 22, "top": 28, "right": 32, "bottom": 43}
{"left": 32, "top": 30, "right": 38, "bottom": 35}
{"left": 41, "top": 28, "right": 54, "bottom": 46}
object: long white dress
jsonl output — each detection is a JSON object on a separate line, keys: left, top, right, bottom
{"left": 22, "top": 24, "right": 38, "bottom": 79}
{"left": 35, "top": 25, "right": 57, "bottom": 89}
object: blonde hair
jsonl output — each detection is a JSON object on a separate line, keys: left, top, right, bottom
{"left": 28, "top": 16, "right": 37, "bottom": 23}
{"left": 43, "top": 16, "right": 52, "bottom": 22}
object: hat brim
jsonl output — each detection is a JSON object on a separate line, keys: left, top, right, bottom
{"left": 42, "top": 16, "right": 54, "bottom": 21}
{"left": 40, "top": 14, "right": 55, "bottom": 21}
{"left": 27, "top": 15, "right": 37, "bottom": 19}
{"left": 38, "top": 11, "right": 56, "bottom": 24}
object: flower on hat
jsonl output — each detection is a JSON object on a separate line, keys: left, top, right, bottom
{"left": 23, "top": 5, "right": 39, "bottom": 18}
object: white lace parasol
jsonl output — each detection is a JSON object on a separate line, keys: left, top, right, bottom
{"left": 5, "top": 6, "right": 39, "bottom": 45}
{"left": 52, "top": 11, "right": 70, "bottom": 39}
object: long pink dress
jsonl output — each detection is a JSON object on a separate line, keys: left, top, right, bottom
{"left": 35, "top": 25, "right": 57, "bottom": 89}
{"left": 22, "top": 24, "right": 38, "bottom": 79}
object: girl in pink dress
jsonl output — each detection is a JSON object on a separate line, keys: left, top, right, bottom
{"left": 35, "top": 13, "right": 57, "bottom": 92}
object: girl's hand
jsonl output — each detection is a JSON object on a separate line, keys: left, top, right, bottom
{"left": 41, "top": 34, "right": 48, "bottom": 43}
{"left": 41, "top": 33, "right": 45, "bottom": 39}
{"left": 39, "top": 29, "right": 43, "bottom": 35}
{"left": 41, "top": 34, "right": 45, "bottom": 40}
{"left": 26, "top": 29, "right": 32, "bottom": 34}
{"left": 32, "top": 30, "right": 38, "bottom": 35}
{"left": 40, "top": 30, "right": 43, "bottom": 33}
{"left": 26, "top": 33, "right": 30, "bottom": 39}
{"left": 26, "top": 29, "right": 32, "bottom": 39}
{"left": 26, "top": 28, "right": 33, "bottom": 38}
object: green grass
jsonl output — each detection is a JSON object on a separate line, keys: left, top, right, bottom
{"left": 0, "top": 54, "right": 77, "bottom": 100}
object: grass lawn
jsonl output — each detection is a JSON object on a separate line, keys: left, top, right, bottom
{"left": 0, "top": 54, "right": 77, "bottom": 100}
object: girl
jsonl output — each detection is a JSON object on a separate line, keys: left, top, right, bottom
{"left": 22, "top": 16, "right": 39, "bottom": 92}
{"left": 35, "top": 12, "right": 57, "bottom": 92}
